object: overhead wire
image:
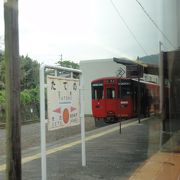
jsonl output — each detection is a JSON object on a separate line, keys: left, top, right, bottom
{"left": 135, "top": 0, "right": 176, "bottom": 49}
{"left": 110, "top": 0, "right": 149, "bottom": 56}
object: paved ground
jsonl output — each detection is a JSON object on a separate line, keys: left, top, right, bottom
{"left": 129, "top": 151, "right": 180, "bottom": 180}
{"left": 0, "top": 116, "right": 162, "bottom": 179}
{"left": 129, "top": 128, "right": 180, "bottom": 180}
{"left": 0, "top": 116, "right": 179, "bottom": 179}
{"left": 0, "top": 116, "right": 95, "bottom": 156}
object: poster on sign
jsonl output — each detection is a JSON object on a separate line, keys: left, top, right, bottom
{"left": 47, "top": 76, "right": 80, "bottom": 130}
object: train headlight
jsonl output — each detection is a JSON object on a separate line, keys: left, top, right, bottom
{"left": 120, "top": 101, "right": 128, "bottom": 108}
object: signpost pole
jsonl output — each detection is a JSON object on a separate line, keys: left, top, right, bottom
{"left": 40, "top": 65, "right": 47, "bottom": 180}
{"left": 80, "top": 74, "right": 86, "bottom": 166}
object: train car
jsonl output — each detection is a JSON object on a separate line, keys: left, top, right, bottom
{"left": 91, "top": 77, "right": 159, "bottom": 126}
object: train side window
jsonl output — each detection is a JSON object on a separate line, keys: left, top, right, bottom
{"left": 107, "top": 87, "right": 115, "bottom": 99}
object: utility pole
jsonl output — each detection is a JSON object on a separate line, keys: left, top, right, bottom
{"left": 60, "top": 54, "right": 63, "bottom": 66}
{"left": 4, "top": 0, "right": 21, "bottom": 179}
{"left": 60, "top": 54, "right": 63, "bottom": 61}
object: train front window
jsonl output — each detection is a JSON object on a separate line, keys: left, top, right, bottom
{"left": 107, "top": 87, "right": 115, "bottom": 99}
{"left": 92, "top": 82, "right": 103, "bottom": 100}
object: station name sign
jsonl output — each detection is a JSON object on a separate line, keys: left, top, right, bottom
{"left": 47, "top": 76, "right": 80, "bottom": 130}
{"left": 126, "top": 65, "right": 143, "bottom": 78}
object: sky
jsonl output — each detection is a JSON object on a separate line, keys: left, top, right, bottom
{"left": 0, "top": 0, "right": 177, "bottom": 65}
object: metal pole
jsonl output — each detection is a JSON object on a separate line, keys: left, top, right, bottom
{"left": 159, "top": 41, "right": 164, "bottom": 115}
{"left": 138, "top": 65, "right": 141, "bottom": 123}
{"left": 119, "top": 118, "right": 121, "bottom": 134}
{"left": 40, "top": 65, "right": 47, "bottom": 180}
{"left": 4, "top": 0, "right": 22, "bottom": 179}
{"left": 119, "top": 78, "right": 122, "bottom": 134}
{"left": 159, "top": 41, "right": 164, "bottom": 149}
{"left": 80, "top": 74, "right": 86, "bottom": 166}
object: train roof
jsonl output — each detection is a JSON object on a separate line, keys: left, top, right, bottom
{"left": 91, "top": 77, "right": 159, "bottom": 86}
{"left": 91, "top": 77, "right": 130, "bottom": 83}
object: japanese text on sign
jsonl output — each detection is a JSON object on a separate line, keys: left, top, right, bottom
{"left": 47, "top": 76, "right": 80, "bottom": 130}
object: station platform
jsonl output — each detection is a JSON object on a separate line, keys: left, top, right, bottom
{"left": 0, "top": 116, "right": 179, "bottom": 179}
{"left": 129, "top": 126, "right": 180, "bottom": 180}
{"left": 129, "top": 152, "right": 180, "bottom": 180}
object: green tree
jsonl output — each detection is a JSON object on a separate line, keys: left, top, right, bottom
{"left": 0, "top": 54, "right": 40, "bottom": 123}
{"left": 0, "top": 54, "right": 40, "bottom": 90}
{"left": 0, "top": 90, "right": 5, "bottom": 104}
{"left": 20, "top": 88, "right": 40, "bottom": 122}
{"left": 56, "top": 60, "right": 79, "bottom": 69}
{"left": 20, "top": 55, "right": 40, "bottom": 90}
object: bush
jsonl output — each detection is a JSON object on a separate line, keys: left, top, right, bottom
{"left": 0, "top": 88, "right": 40, "bottom": 123}
{"left": 20, "top": 88, "right": 40, "bottom": 122}
{"left": 0, "top": 90, "right": 5, "bottom": 104}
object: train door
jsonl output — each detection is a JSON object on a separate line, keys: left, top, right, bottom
{"left": 118, "top": 79, "right": 134, "bottom": 118}
{"left": 104, "top": 80, "right": 118, "bottom": 120}
{"left": 91, "top": 81, "right": 106, "bottom": 118}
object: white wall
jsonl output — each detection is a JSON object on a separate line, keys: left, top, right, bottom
{"left": 80, "top": 58, "right": 125, "bottom": 115}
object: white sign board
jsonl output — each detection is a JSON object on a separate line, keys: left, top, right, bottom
{"left": 47, "top": 76, "right": 80, "bottom": 130}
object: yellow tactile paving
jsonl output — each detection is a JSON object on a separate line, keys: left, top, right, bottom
{"left": 129, "top": 152, "right": 180, "bottom": 180}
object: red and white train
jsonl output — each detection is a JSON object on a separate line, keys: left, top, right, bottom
{"left": 91, "top": 77, "right": 159, "bottom": 125}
